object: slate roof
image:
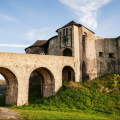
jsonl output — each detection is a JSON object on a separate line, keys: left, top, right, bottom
{"left": 56, "top": 20, "right": 95, "bottom": 34}
{"left": 25, "top": 40, "right": 47, "bottom": 51}
{"left": 25, "top": 35, "right": 58, "bottom": 51}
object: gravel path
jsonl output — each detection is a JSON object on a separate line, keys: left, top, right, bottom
{"left": 0, "top": 107, "right": 22, "bottom": 119}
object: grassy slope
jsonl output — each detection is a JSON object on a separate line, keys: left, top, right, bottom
{"left": 1, "top": 74, "right": 120, "bottom": 119}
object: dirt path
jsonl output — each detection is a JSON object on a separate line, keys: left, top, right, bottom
{"left": 0, "top": 107, "right": 22, "bottom": 119}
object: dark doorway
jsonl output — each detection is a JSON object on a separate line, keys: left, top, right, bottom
{"left": 68, "top": 71, "right": 71, "bottom": 81}
{"left": 62, "top": 66, "right": 75, "bottom": 82}
{"left": 63, "top": 49, "right": 72, "bottom": 56}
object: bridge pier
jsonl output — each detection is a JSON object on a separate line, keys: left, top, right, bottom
{"left": 17, "top": 76, "right": 29, "bottom": 106}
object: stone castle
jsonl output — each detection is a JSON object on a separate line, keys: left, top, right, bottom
{"left": 25, "top": 20, "right": 120, "bottom": 82}
{"left": 1, "top": 20, "right": 120, "bottom": 106}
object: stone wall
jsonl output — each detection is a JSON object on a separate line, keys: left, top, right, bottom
{"left": 73, "top": 25, "right": 81, "bottom": 82}
{"left": 48, "top": 36, "right": 60, "bottom": 55}
{"left": 95, "top": 37, "right": 120, "bottom": 76}
{"left": 80, "top": 26, "right": 98, "bottom": 81}
{"left": 0, "top": 52, "right": 75, "bottom": 106}
{"left": 26, "top": 47, "right": 43, "bottom": 54}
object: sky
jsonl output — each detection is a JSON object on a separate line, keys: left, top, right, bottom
{"left": 0, "top": 0, "right": 120, "bottom": 80}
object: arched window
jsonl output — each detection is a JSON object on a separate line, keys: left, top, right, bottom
{"left": 63, "top": 48, "right": 72, "bottom": 56}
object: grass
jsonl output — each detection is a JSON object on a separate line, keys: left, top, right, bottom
{"left": 17, "top": 109, "right": 111, "bottom": 120}
{"left": 1, "top": 73, "right": 120, "bottom": 119}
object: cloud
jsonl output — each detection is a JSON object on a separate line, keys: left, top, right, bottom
{"left": 0, "top": 44, "right": 30, "bottom": 48}
{"left": 0, "top": 74, "right": 5, "bottom": 80}
{"left": 59, "top": 0, "right": 112, "bottom": 29}
{"left": 0, "top": 13, "right": 18, "bottom": 22}
{"left": 26, "top": 27, "right": 53, "bottom": 41}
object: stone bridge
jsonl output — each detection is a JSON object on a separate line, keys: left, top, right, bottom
{"left": 0, "top": 52, "right": 80, "bottom": 106}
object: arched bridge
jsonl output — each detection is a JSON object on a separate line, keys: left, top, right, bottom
{"left": 0, "top": 52, "right": 78, "bottom": 106}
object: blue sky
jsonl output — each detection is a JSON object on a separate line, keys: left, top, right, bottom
{"left": 0, "top": 0, "right": 120, "bottom": 79}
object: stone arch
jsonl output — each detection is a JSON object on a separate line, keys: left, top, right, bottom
{"left": 29, "top": 67, "right": 55, "bottom": 98}
{"left": 0, "top": 67, "right": 18, "bottom": 105}
{"left": 63, "top": 48, "right": 72, "bottom": 56}
{"left": 62, "top": 66, "right": 75, "bottom": 82}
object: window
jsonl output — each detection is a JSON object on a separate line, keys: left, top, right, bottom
{"left": 70, "top": 28, "right": 72, "bottom": 45}
{"left": 59, "top": 32, "right": 61, "bottom": 37}
{"left": 109, "top": 53, "right": 114, "bottom": 58}
{"left": 66, "top": 28, "right": 68, "bottom": 36}
{"left": 60, "top": 32, "right": 61, "bottom": 48}
{"left": 99, "top": 52, "right": 103, "bottom": 57}
{"left": 63, "top": 29, "right": 65, "bottom": 37}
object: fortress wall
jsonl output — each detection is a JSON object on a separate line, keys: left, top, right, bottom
{"left": 48, "top": 37, "right": 60, "bottom": 55}
{"left": 95, "top": 38, "right": 120, "bottom": 76}
{"left": 80, "top": 26, "right": 97, "bottom": 81}
{"left": 0, "top": 52, "right": 75, "bottom": 106}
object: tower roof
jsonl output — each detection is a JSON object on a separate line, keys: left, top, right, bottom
{"left": 56, "top": 20, "right": 95, "bottom": 34}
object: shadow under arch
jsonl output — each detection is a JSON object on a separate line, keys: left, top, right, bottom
{"left": 0, "top": 67, "right": 18, "bottom": 105}
{"left": 29, "top": 67, "right": 55, "bottom": 99}
{"left": 62, "top": 66, "right": 75, "bottom": 82}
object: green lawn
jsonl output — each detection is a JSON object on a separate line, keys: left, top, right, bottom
{"left": 17, "top": 109, "right": 111, "bottom": 120}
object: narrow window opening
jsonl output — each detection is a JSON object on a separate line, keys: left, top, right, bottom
{"left": 109, "top": 53, "right": 114, "bottom": 58}
{"left": 60, "top": 32, "right": 61, "bottom": 49}
{"left": 70, "top": 28, "right": 72, "bottom": 47}
{"left": 99, "top": 52, "right": 103, "bottom": 57}
{"left": 59, "top": 32, "right": 61, "bottom": 37}
{"left": 66, "top": 28, "right": 68, "bottom": 36}
{"left": 63, "top": 29, "right": 65, "bottom": 37}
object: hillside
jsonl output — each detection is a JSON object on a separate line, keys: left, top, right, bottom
{"left": 0, "top": 80, "right": 6, "bottom": 85}
{"left": 12, "top": 73, "right": 120, "bottom": 119}
{"left": 1, "top": 74, "right": 120, "bottom": 119}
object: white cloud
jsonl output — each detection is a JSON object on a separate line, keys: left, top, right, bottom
{"left": 26, "top": 27, "right": 53, "bottom": 41}
{"left": 59, "top": 0, "right": 112, "bottom": 29}
{"left": 0, "top": 44, "right": 30, "bottom": 48}
{"left": 0, "top": 13, "right": 18, "bottom": 22}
